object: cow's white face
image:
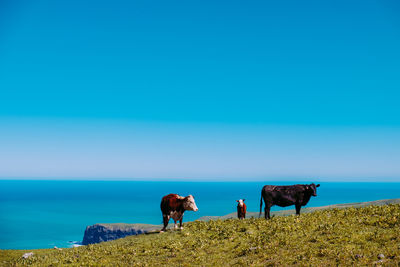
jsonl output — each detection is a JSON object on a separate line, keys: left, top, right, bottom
{"left": 183, "top": 195, "right": 198, "bottom": 211}
{"left": 237, "top": 199, "right": 245, "bottom": 207}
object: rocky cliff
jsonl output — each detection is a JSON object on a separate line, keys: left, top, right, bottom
{"left": 82, "top": 223, "right": 159, "bottom": 245}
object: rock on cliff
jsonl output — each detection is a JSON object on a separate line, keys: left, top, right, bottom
{"left": 82, "top": 223, "right": 158, "bottom": 245}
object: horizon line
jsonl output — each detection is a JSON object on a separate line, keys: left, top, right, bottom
{"left": 0, "top": 177, "right": 399, "bottom": 183}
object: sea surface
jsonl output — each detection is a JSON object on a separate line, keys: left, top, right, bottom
{"left": 1, "top": 180, "right": 400, "bottom": 250}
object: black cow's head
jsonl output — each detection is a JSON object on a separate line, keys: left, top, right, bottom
{"left": 306, "top": 183, "right": 320, "bottom": 196}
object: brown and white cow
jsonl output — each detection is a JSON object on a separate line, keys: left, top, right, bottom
{"left": 160, "top": 194, "right": 198, "bottom": 232}
{"left": 236, "top": 199, "right": 246, "bottom": 219}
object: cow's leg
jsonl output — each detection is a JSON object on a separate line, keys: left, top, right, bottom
{"left": 179, "top": 217, "right": 183, "bottom": 230}
{"left": 161, "top": 214, "right": 169, "bottom": 232}
{"left": 264, "top": 204, "right": 272, "bottom": 219}
{"left": 295, "top": 203, "right": 301, "bottom": 215}
{"left": 174, "top": 220, "right": 178, "bottom": 230}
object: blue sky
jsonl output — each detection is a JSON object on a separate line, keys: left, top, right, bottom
{"left": 0, "top": 0, "right": 399, "bottom": 181}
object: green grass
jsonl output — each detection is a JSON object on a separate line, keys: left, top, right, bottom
{"left": 2, "top": 204, "right": 400, "bottom": 266}
{"left": 199, "top": 198, "right": 400, "bottom": 221}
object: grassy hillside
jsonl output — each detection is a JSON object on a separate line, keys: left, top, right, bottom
{"left": 2, "top": 203, "right": 400, "bottom": 266}
{"left": 198, "top": 198, "right": 400, "bottom": 221}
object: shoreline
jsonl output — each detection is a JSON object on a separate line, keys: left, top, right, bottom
{"left": 3, "top": 198, "right": 399, "bottom": 251}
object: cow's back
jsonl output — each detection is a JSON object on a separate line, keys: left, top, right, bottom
{"left": 262, "top": 185, "right": 277, "bottom": 192}
{"left": 262, "top": 184, "right": 304, "bottom": 207}
{"left": 262, "top": 185, "right": 303, "bottom": 194}
{"left": 161, "top": 194, "right": 182, "bottom": 214}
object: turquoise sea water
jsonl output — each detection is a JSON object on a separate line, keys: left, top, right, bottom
{"left": 1, "top": 180, "right": 400, "bottom": 250}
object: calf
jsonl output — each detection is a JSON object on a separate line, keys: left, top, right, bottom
{"left": 259, "top": 183, "right": 320, "bottom": 219}
{"left": 160, "top": 194, "right": 198, "bottom": 232}
{"left": 236, "top": 199, "right": 246, "bottom": 219}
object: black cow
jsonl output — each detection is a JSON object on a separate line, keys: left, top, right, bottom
{"left": 259, "top": 183, "right": 320, "bottom": 219}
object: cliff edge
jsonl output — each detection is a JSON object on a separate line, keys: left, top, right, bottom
{"left": 82, "top": 223, "right": 159, "bottom": 245}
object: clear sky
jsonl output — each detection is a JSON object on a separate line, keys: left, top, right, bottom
{"left": 0, "top": 0, "right": 399, "bottom": 181}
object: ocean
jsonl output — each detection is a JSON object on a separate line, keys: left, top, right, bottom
{"left": 0, "top": 180, "right": 399, "bottom": 250}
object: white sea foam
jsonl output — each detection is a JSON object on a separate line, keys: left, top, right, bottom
{"left": 68, "top": 241, "right": 83, "bottom": 248}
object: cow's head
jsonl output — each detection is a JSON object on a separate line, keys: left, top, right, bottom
{"left": 306, "top": 183, "right": 320, "bottom": 196}
{"left": 236, "top": 199, "right": 245, "bottom": 207}
{"left": 183, "top": 195, "right": 198, "bottom": 211}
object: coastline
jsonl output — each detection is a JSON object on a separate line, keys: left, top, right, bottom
{"left": 1, "top": 198, "right": 400, "bottom": 251}
{"left": 2, "top": 201, "right": 400, "bottom": 266}
{"left": 80, "top": 198, "right": 400, "bottom": 246}
{"left": 2, "top": 179, "right": 400, "bottom": 250}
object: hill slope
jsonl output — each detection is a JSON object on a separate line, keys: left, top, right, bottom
{"left": 79, "top": 198, "right": 400, "bottom": 246}
{"left": 1, "top": 202, "right": 400, "bottom": 266}
{"left": 198, "top": 198, "right": 400, "bottom": 221}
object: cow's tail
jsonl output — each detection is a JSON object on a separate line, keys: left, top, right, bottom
{"left": 259, "top": 192, "right": 263, "bottom": 218}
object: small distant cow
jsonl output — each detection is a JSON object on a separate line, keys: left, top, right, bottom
{"left": 236, "top": 199, "right": 247, "bottom": 219}
{"left": 160, "top": 194, "right": 198, "bottom": 232}
{"left": 259, "top": 183, "right": 320, "bottom": 219}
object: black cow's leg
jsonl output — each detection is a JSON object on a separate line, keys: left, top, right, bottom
{"left": 179, "top": 218, "right": 183, "bottom": 229}
{"left": 161, "top": 214, "right": 169, "bottom": 231}
{"left": 264, "top": 205, "right": 271, "bottom": 219}
{"left": 295, "top": 203, "right": 301, "bottom": 215}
